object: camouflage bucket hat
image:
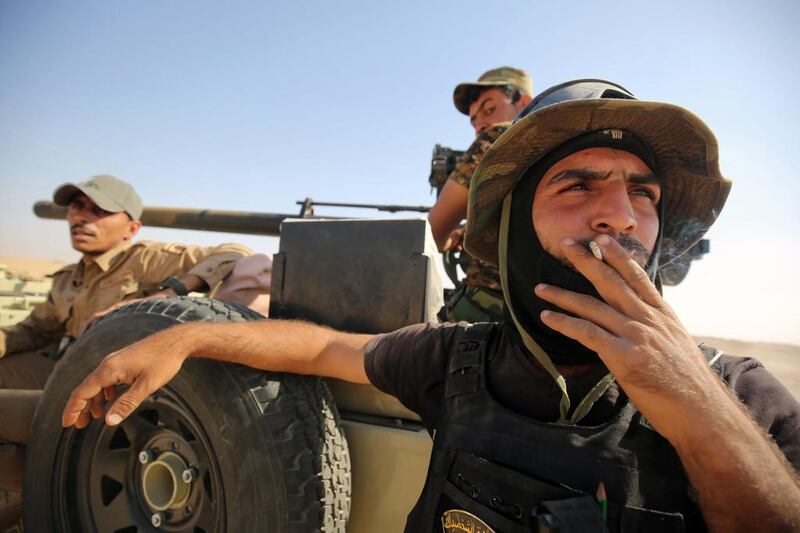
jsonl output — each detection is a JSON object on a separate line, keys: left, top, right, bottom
{"left": 464, "top": 81, "right": 732, "bottom": 267}
{"left": 453, "top": 66, "right": 533, "bottom": 115}
{"left": 53, "top": 174, "right": 144, "bottom": 220}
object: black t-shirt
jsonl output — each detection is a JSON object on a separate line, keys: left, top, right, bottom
{"left": 364, "top": 321, "right": 800, "bottom": 471}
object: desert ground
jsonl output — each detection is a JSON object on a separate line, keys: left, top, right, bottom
{"left": 695, "top": 337, "right": 800, "bottom": 401}
{"left": 0, "top": 256, "right": 68, "bottom": 281}
{"left": 2, "top": 255, "right": 798, "bottom": 401}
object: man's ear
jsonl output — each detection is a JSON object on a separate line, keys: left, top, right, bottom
{"left": 125, "top": 220, "right": 143, "bottom": 240}
{"left": 516, "top": 94, "right": 532, "bottom": 110}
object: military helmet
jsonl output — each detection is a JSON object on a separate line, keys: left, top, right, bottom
{"left": 463, "top": 79, "right": 732, "bottom": 267}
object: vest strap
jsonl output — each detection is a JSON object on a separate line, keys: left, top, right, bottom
{"left": 445, "top": 323, "right": 494, "bottom": 398}
{"left": 699, "top": 343, "right": 724, "bottom": 371}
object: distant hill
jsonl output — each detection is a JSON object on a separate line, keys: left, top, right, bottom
{"left": 0, "top": 256, "right": 67, "bottom": 280}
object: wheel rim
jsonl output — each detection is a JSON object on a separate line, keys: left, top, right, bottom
{"left": 52, "top": 387, "right": 225, "bottom": 532}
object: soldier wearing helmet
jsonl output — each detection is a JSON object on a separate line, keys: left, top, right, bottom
{"left": 428, "top": 67, "right": 532, "bottom": 323}
{"left": 64, "top": 81, "right": 800, "bottom": 531}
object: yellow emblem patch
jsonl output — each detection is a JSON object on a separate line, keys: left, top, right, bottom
{"left": 442, "top": 509, "right": 496, "bottom": 533}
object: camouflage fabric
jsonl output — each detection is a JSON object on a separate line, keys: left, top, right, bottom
{"left": 453, "top": 67, "right": 533, "bottom": 115}
{"left": 446, "top": 284, "right": 504, "bottom": 323}
{"left": 461, "top": 254, "right": 501, "bottom": 291}
{"left": 464, "top": 99, "right": 732, "bottom": 267}
{"left": 448, "top": 123, "right": 509, "bottom": 291}
{"left": 448, "top": 124, "right": 510, "bottom": 188}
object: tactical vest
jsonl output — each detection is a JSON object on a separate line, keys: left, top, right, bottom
{"left": 405, "top": 323, "right": 716, "bottom": 533}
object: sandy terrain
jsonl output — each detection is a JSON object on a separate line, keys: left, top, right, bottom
{"left": 696, "top": 336, "right": 800, "bottom": 401}
{"left": 0, "top": 256, "right": 66, "bottom": 280}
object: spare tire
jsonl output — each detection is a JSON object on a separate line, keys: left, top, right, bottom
{"left": 23, "top": 297, "right": 351, "bottom": 532}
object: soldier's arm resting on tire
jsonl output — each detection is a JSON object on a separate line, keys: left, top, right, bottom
{"left": 62, "top": 320, "right": 373, "bottom": 429}
{"left": 139, "top": 241, "right": 253, "bottom": 293}
{"left": 535, "top": 235, "right": 800, "bottom": 531}
{"left": 93, "top": 242, "right": 253, "bottom": 318}
{"left": 0, "top": 292, "right": 65, "bottom": 357}
{"left": 93, "top": 273, "right": 210, "bottom": 318}
{"left": 172, "top": 242, "right": 253, "bottom": 289}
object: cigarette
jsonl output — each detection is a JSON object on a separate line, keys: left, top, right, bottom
{"left": 589, "top": 240, "right": 603, "bottom": 261}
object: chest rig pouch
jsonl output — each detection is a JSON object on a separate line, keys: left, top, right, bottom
{"left": 405, "top": 323, "right": 707, "bottom": 533}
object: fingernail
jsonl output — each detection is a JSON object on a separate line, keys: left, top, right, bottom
{"left": 107, "top": 413, "right": 122, "bottom": 426}
{"left": 535, "top": 283, "right": 548, "bottom": 291}
{"left": 541, "top": 310, "right": 552, "bottom": 318}
{"left": 595, "top": 234, "right": 611, "bottom": 246}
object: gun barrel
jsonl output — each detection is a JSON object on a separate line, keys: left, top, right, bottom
{"left": 33, "top": 201, "right": 313, "bottom": 236}
{"left": 300, "top": 201, "right": 430, "bottom": 213}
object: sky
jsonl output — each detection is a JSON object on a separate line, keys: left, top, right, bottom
{"left": 1, "top": 0, "right": 798, "bottom": 345}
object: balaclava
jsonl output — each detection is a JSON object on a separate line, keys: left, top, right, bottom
{"left": 502, "top": 129, "right": 664, "bottom": 366}
{"left": 494, "top": 129, "right": 666, "bottom": 423}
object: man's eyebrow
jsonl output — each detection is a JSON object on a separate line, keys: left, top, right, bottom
{"left": 545, "top": 169, "right": 609, "bottom": 186}
{"left": 469, "top": 97, "right": 496, "bottom": 122}
{"left": 544, "top": 169, "right": 660, "bottom": 186}
{"left": 627, "top": 173, "right": 660, "bottom": 185}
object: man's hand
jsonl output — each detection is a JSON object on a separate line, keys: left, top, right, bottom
{"left": 62, "top": 320, "right": 372, "bottom": 430}
{"left": 443, "top": 227, "right": 465, "bottom": 252}
{"left": 534, "top": 234, "right": 800, "bottom": 531}
{"left": 533, "top": 234, "right": 729, "bottom": 441}
{"left": 62, "top": 327, "right": 191, "bottom": 429}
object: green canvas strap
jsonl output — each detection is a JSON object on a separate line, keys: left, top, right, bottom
{"left": 569, "top": 372, "right": 615, "bottom": 424}
{"left": 498, "top": 193, "right": 614, "bottom": 424}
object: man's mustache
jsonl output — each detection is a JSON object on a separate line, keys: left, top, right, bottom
{"left": 578, "top": 234, "right": 649, "bottom": 261}
{"left": 71, "top": 223, "right": 96, "bottom": 237}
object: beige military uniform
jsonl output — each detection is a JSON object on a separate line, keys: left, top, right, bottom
{"left": 0, "top": 239, "right": 250, "bottom": 358}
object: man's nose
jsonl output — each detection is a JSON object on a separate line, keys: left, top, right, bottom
{"left": 590, "top": 186, "right": 637, "bottom": 234}
{"left": 67, "top": 205, "right": 88, "bottom": 224}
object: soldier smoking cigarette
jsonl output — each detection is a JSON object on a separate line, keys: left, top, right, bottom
{"left": 589, "top": 240, "right": 603, "bottom": 261}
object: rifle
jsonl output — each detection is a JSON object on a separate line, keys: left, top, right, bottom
{"left": 428, "top": 144, "right": 465, "bottom": 197}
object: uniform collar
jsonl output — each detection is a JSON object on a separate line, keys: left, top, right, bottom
{"left": 83, "top": 240, "right": 134, "bottom": 272}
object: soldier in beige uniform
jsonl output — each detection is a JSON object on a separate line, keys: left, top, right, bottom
{"left": 427, "top": 67, "right": 533, "bottom": 322}
{"left": 0, "top": 174, "right": 251, "bottom": 528}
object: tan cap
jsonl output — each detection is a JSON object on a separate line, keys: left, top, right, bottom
{"left": 453, "top": 66, "right": 533, "bottom": 115}
{"left": 464, "top": 98, "right": 731, "bottom": 267}
{"left": 53, "top": 174, "right": 143, "bottom": 220}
